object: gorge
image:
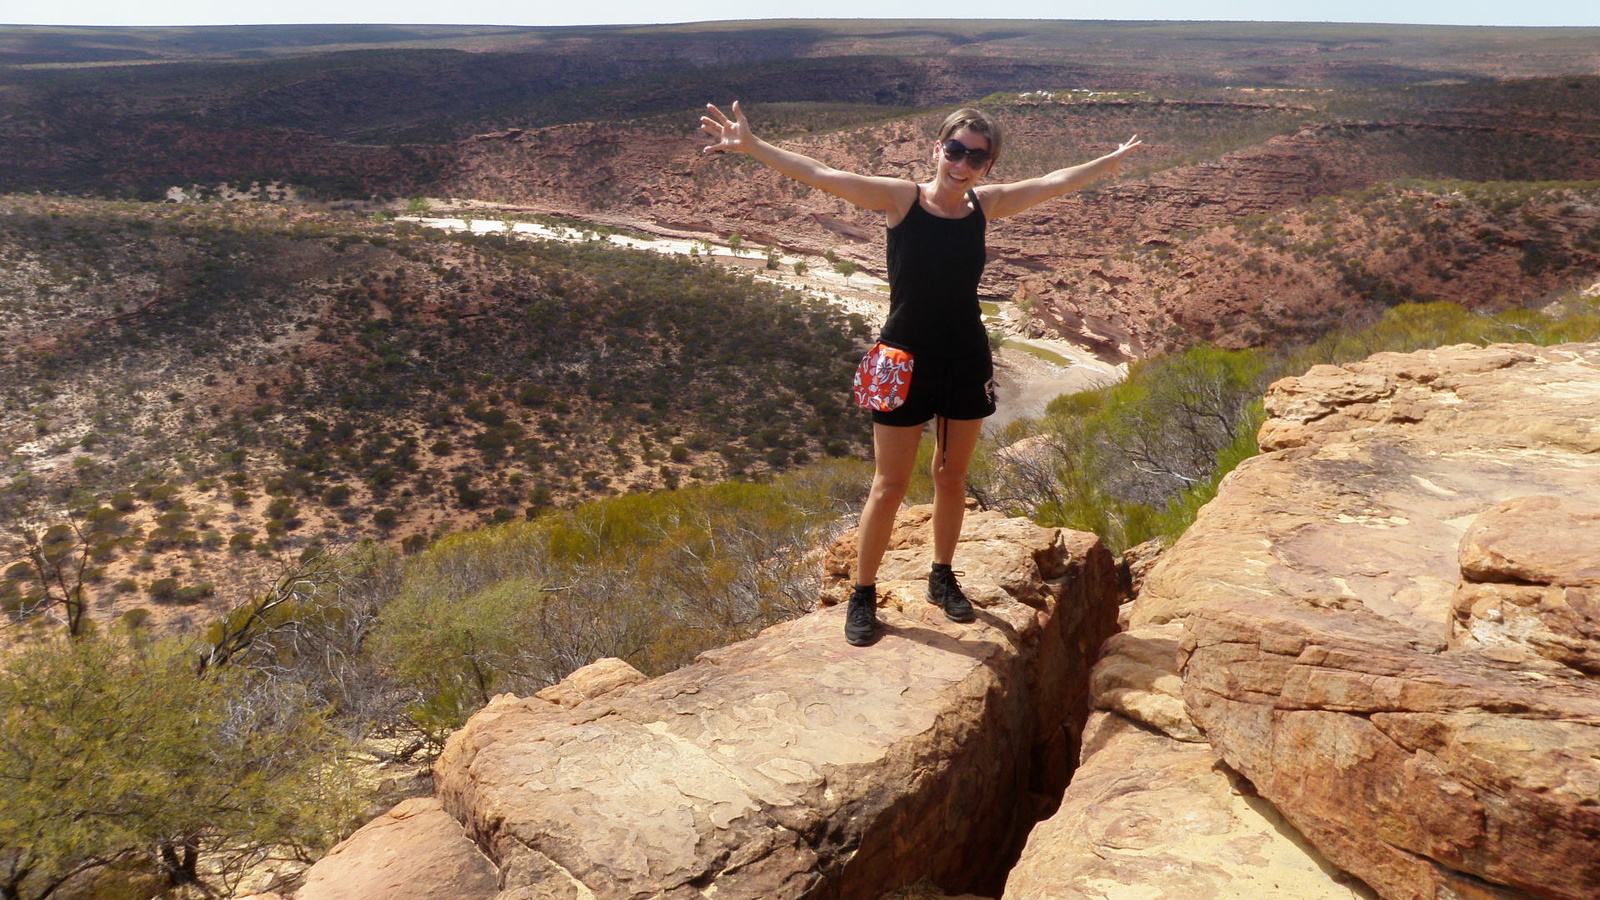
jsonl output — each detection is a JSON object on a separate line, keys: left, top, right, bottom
{"left": 2, "top": 20, "right": 1599, "bottom": 900}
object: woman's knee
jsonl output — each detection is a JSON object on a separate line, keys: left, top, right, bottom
{"left": 930, "top": 460, "right": 968, "bottom": 494}
{"left": 869, "top": 471, "right": 912, "bottom": 504}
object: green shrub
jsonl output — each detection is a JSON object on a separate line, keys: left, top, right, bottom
{"left": 173, "top": 582, "right": 214, "bottom": 605}
{"left": 370, "top": 464, "right": 866, "bottom": 739}
{"left": 147, "top": 484, "right": 179, "bottom": 509}
{"left": 147, "top": 578, "right": 179, "bottom": 602}
{"left": 119, "top": 607, "right": 151, "bottom": 629}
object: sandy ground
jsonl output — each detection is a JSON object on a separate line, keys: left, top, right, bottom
{"left": 406, "top": 215, "right": 1125, "bottom": 430}
{"left": 989, "top": 343, "right": 1123, "bottom": 430}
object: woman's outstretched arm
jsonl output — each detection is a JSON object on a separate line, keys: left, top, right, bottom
{"left": 977, "top": 135, "right": 1143, "bottom": 221}
{"left": 701, "top": 101, "right": 913, "bottom": 215}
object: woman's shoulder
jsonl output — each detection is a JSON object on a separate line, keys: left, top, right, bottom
{"left": 882, "top": 179, "right": 921, "bottom": 228}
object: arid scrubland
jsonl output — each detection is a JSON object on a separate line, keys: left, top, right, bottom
{"left": 2, "top": 19, "right": 1599, "bottom": 900}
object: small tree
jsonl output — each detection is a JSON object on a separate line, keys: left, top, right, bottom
{"left": 0, "top": 634, "right": 361, "bottom": 900}
{"left": 6, "top": 515, "right": 95, "bottom": 638}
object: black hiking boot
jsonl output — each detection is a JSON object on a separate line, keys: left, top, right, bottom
{"left": 844, "top": 583, "right": 880, "bottom": 646}
{"left": 927, "top": 563, "right": 976, "bottom": 623}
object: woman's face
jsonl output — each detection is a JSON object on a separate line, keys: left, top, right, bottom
{"left": 934, "top": 126, "right": 993, "bottom": 191}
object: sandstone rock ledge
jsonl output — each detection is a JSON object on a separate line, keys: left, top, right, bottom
{"left": 1008, "top": 343, "right": 1600, "bottom": 900}
{"left": 1005, "top": 625, "right": 1377, "bottom": 900}
{"left": 296, "top": 507, "right": 1118, "bottom": 900}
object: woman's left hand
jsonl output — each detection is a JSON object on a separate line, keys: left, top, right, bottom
{"left": 700, "top": 101, "right": 753, "bottom": 155}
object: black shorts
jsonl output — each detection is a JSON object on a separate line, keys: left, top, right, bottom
{"left": 871, "top": 351, "right": 996, "bottom": 426}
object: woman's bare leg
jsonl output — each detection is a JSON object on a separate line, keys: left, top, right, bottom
{"left": 854, "top": 422, "right": 926, "bottom": 585}
{"left": 930, "top": 416, "right": 984, "bottom": 566}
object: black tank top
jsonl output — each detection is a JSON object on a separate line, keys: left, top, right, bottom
{"left": 880, "top": 189, "right": 989, "bottom": 361}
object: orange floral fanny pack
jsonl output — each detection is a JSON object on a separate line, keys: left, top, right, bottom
{"left": 852, "top": 341, "right": 915, "bottom": 412}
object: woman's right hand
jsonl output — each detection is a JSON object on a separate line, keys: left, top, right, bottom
{"left": 696, "top": 100, "right": 909, "bottom": 215}
{"left": 701, "top": 101, "right": 752, "bottom": 155}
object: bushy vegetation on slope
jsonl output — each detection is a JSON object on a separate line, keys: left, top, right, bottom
{"left": 1078, "top": 179, "right": 1600, "bottom": 353}
{"left": 370, "top": 460, "right": 870, "bottom": 742}
{"left": 0, "top": 619, "right": 364, "bottom": 900}
{"left": 0, "top": 197, "right": 869, "bottom": 636}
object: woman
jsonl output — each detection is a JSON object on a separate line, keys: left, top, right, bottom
{"left": 701, "top": 101, "right": 1140, "bottom": 646}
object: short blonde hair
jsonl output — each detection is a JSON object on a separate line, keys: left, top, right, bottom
{"left": 936, "top": 108, "right": 1003, "bottom": 168}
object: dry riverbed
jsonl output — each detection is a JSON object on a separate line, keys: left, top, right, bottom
{"left": 403, "top": 213, "right": 1125, "bottom": 431}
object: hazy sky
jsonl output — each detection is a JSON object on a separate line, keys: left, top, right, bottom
{"left": 3, "top": 0, "right": 1597, "bottom": 29}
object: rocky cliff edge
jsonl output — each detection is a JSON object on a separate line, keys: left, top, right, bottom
{"left": 293, "top": 342, "right": 1599, "bottom": 900}
{"left": 295, "top": 507, "right": 1120, "bottom": 900}
{"left": 1006, "top": 342, "right": 1600, "bottom": 900}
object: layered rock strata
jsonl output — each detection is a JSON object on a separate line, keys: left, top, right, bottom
{"left": 296, "top": 506, "right": 1119, "bottom": 899}
{"left": 1010, "top": 342, "right": 1600, "bottom": 900}
{"left": 1172, "top": 342, "right": 1600, "bottom": 900}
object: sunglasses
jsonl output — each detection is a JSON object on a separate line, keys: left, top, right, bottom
{"left": 941, "top": 138, "right": 992, "bottom": 169}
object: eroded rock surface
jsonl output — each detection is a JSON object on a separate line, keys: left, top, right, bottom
{"left": 1010, "top": 342, "right": 1600, "bottom": 900}
{"left": 1088, "top": 625, "right": 1203, "bottom": 743}
{"left": 296, "top": 506, "right": 1119, "bottom": 900}
{"left": 1453, "top": 495, "right": 1600, "bottom": 673}
{"left": 1137, "top": 343, "right": 1600, "bottom": 900}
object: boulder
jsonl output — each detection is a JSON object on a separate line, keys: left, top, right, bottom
{"left": 1119, "top": 537, "right": 1168, "bottom": 601}
{"left": 1139, "top": 344, "right": 1600, "bottom": 636}
{"left": 1128, "top": 343, "right": 1600, "bottom": 900}
{"left": 295, "top": 797, "right": 500, "bottom": 900}
{"left": 821, "top": 503, "right": 1121, "bottom": 788}
{"left": 532, "top": 655, "right": 649, "bottom": 708}
{"left": 300, "top": 506, "right": 1120, "bottom": 900}
{"left": 1009, "top": 625, "right": 1369, "bottom": 900}
{"left": 1456, "top": 495, "right": 1600, "bottom": 587}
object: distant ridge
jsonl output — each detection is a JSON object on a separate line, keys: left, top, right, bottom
{"left": 3, "top": 19, "right": 1599, "bottom": 75}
